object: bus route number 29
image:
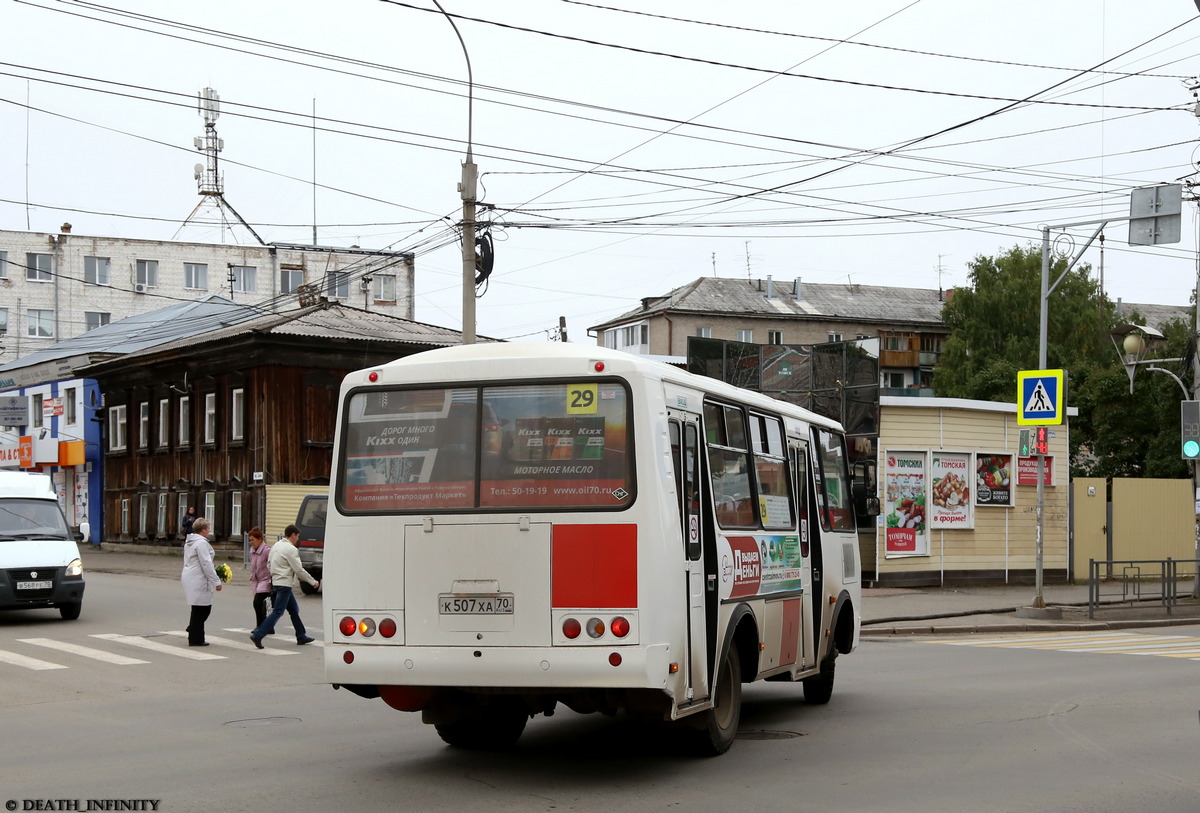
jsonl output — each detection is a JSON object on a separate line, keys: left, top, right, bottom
{"left": 439, "top": 594, "right": 515, "bottom": 615}
{"left": 567, "top": 383, "right": 599, "bottom": 414}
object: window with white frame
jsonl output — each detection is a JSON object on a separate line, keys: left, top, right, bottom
{"left": 27, "top": 309, "right": 53, "bottom": 338}
{"left": 767, "top": 330, "right": 783, "bottom": 344}
{"left": 138, "top": 402, "right": 150, "bottom": 449}
{"left": 372, "top": 275, "right": 396, "bottom": 302}
{"left": 603, "top": 330, "right": 617, "bottom": 349}
{"left": 32, "top": 394, "right": 44, "bottom": 428}
{"left": 827, "top": 332, "right": 843, "bottom": 342}
{"left": 884, "top": 372, "right": 905, "bottom": 388}
{"left": 138, "top": 494, "right": 149, "bottom": 535}
{"left": 64, "top": 387, "right": 77, "bottom": 425}
{"left": 230, "top": 491, "right": 243, "bottom": 535}
{"left": 231, "top": 265, "right": 256, "bottom": 293}
{"left": 85, "top": 312, "right": 110, "bottom": 332}
{"left": 136, "top": 259, "right": 159, "bottom": 288}
{"left": 326, "top": 271, "right": 350, "bottom": 299}
{"left": 158, "top": 398, "right": 170, "bottom": 448}
{"left": 204, "top": 392, "right": 217, "bottom": 444}
{"left": 84, "top": 256, "right": 111, "bottom": 285}
{"left": 695, "top": 327, "right": 712, "bottom": 338}
{"left": 184, "top": 263, "right": 208, "bottom": 290}
{"left": 157, "top": 494, "right": 168, "bottom": 535}
{"left": 26, "top": 253, "right": 52, "bottom": 282}
{"left": 280, "top": 266, "right": 303, "bottom": 294}
{"left": 230, "top": 388, "right": 244, "bottom": 441}
{"left": 121, "top": 499, "right": 130, "bottom": 534}
{"left": 109, "top": 404, "right": 128, "bottom": 451}
{"left": 178, "top": 397, "right": 190, "bottom": 446}
{"left": 736, "top": 329, "right": 753, "bottom": 343}
{"left": 204, "top": 492, "right": 216, "bottom": 529}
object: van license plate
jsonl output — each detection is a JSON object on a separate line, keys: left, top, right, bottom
{"left": 439, "top": 594, "right": 514, "bottom": 615}
{"left": 18, "top": 580, "right": 53, "bottom": 590}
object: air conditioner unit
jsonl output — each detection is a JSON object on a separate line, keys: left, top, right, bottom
{"left": 134, "top": 283, "right": 147, "bottom": 294}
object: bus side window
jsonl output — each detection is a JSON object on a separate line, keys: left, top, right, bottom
{"left": 684, "top": 423, "right": 701, "bottom": 560}
{"left": 669, "top": 420, "right": 684, "bottom": 538}
{"left": 793, "top": 446, "right": 810, "bottom": 557}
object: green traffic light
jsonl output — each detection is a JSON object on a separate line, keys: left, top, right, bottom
{"left": 1185, "top": 440, "right": 1200, "bottom": 459}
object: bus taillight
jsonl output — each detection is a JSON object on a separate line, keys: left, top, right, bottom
{"left": 379, "top": 618, "right": 397, "bottom": 638}
{"left": 339, "top": 616, "right": 357, "bottom": 636}
{"left": 610, "top": 616, "right": 630, "bottom": 638}
{"left": 562, "top": 618, "right": 582, "bottom": 639}
{"left": 358, "top": 618, "right": 377, "bottom": 637}
{"left": 585, "top": 617, "right": 605, "bottom": 638}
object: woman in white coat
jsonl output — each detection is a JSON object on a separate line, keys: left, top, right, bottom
{"left": 181, "top": 517, "right": 222, "bottom": 645}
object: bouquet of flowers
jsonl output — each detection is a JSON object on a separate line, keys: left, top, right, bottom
{"left": 215, "top": 562, "right": 233, "bottom": 584}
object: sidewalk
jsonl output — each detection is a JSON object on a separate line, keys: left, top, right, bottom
{"left": 80, "top": 546, "right": 1200, "bottom": 635}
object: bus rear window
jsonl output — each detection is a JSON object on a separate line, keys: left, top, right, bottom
{"left": 339, "top": 382, "right": 633, "bottom": 513}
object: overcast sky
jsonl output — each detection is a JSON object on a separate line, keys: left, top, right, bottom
{"left": 2, "top": 0, "right": 1199, "bottom": 341}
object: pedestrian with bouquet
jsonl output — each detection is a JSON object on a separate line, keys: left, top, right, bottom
{"left": 181, "top": 517, "right": 222, "bottom": 646}
{"left": 249, "top": 524, "right": 318, "bottom": 649}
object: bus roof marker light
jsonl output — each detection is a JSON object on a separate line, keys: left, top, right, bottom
{"left": 368, "top": 371, "right": 379, "bottom": 382}
{"left": 594, "top": 361, "right": 605, "bottom": 372}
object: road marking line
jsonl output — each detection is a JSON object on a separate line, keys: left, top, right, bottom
{"left": 162, "top": 630, "right": 297, "bottom": 655}
{"left": 0, "top": 648, "right": 68, "bottom": 670}
{"left": 222, "top": 628, "right": 326, "bottom": 647}
{"left": 19, "top": 638, "right": 148, "bottom": 665}
{"left": 90, "top": 633, "right": 224, "bottom": 660}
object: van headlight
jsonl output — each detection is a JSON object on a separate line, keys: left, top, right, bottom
{"left": 66, "top": 558, "right": 83, "bottom": 578}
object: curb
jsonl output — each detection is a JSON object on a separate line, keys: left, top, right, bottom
{"left": 863, "top": 616, "right": 1200, "bottom": 636}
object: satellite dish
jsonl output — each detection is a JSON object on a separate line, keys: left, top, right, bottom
{"left": 193, "top": 163, "right": 204, "bottom": 179}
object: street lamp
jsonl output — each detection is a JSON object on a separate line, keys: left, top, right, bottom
{"left": 1109, "top": 323, "right": 1187, "bottom": 397}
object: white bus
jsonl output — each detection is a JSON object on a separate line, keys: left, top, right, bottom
{"left": 323, "top": 342, "right": 870, "bottom": 755}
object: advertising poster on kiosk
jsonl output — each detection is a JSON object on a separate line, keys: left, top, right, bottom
{"left": 929, "top": 452, "right": 973, "bottom": 529}
{"left": 884, "top": 451, "right": 927, "bottom": 556}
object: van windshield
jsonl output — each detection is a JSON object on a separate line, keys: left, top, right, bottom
{"left": 337, "top": 381, "right": 634, "bottom": 513}
{"left": 0, "top": 499, "right": 71, "bottom": 539}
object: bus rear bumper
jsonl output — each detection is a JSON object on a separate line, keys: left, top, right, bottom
{"left": 325, "top": 642, "right": 673, "bottom": 691}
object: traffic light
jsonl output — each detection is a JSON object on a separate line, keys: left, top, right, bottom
{"left": 1182, "top": 401, "right": 1200, "bottom": 460}
{"left": 1034, "top": 426, "right": 1049, "bottom": 456}
{"left": 1018, "top": 429, "right": 1031, "bottom": 457}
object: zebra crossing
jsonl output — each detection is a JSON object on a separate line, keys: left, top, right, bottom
{"left": 0, "top": 628, "right": 324, "bottom": 671}
{"left": 925, "top": 630, "right": 1200, "bottom": 661}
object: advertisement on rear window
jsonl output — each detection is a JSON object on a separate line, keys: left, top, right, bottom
{"left": 930, "top": 452, "right": 973, "bottom": 529}
{"left": 884, "top": 451, "right": 927, "bottom": 556}
{"left": 340, "top": 382, "right": 633, "bottom": 512}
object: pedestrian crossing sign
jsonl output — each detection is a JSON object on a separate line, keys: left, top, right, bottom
{"left": 1017, "top": 369, "right": 1065, "bottom": 426}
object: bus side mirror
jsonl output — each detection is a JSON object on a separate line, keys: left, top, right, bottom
{"left": 853, "top": 461, "right": 881, "bottom": 518}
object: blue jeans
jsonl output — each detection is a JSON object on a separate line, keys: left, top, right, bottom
{"left": 251, "top": 586, "right": 307, "bottom": 641}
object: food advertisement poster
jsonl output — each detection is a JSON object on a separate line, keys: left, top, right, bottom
{"left": 884, "top": 451, "right": 927, "bottom": 556}
{"left": 930, "top": 452, "right": 973, "bottom": 529}
{"left": 975, "top": 453, "right": 1013, "bottom": 506}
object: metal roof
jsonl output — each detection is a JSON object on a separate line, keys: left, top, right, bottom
{"left": 0, "top": 295, "right": 262, "bottom": 374}
{"left": 590, "top": 277, "right": 950, "bottom": 330}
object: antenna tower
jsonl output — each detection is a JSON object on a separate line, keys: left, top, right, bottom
{"left": 176, "top": 88, "right": 265, "bottom": 245}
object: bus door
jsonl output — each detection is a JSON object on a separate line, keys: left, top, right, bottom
{"left": 669, "top": 411, "right": 710, "bottom": 702}
{"left": 791, "top": 438, "right": 817, "bottom": 671}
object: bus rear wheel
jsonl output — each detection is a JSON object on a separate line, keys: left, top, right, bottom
{"left": 685, "top": 646, "right": 742, "bottom": 756}
{"left": 434, "top": 702, "right": 528, "bottom": 750}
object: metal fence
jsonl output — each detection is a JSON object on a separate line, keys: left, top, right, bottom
{"left": 1087, "top": 558, "right": 1200, "bottom": 619}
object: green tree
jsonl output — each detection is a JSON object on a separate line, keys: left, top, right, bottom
{"left": 934, "top": 244, "right": 1190, "bottom": 478}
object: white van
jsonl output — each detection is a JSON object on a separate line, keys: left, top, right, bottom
{"left": 0, "top": 471, "right": 85, "bottom": 620}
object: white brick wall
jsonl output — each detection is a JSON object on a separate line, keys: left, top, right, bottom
{"left": 0, "top": 229, "right": 415, "bottom": 364}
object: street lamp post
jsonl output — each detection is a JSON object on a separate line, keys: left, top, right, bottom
{"left": 432, "top": 1, "right": 477, "bottom": 345}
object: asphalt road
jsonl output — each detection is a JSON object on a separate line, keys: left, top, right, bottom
{"left": 2, "top": 570, "right": 1200, "bottom": 813}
